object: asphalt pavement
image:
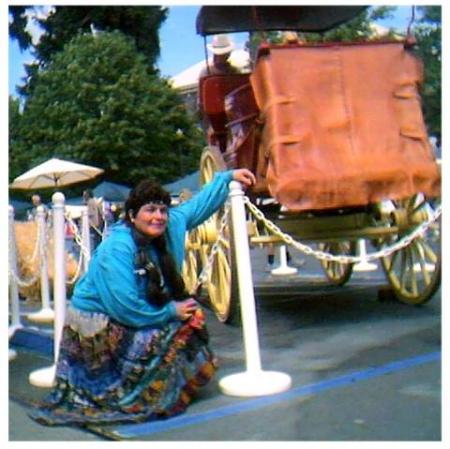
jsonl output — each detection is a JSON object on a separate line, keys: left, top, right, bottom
{"left": 9, "top": 246, "right": 442, "bottom": 442}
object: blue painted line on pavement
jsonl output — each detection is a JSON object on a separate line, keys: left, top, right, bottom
{"left": 10, "top": 328, "right": 53, "bottom": 357}
{"left": 112, "top": 350, "right": 440, "bottom": 439}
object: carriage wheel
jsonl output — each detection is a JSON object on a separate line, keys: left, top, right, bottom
{"left": 380, "top": 195, "right": 441, "bottom": 305}
{"left": 318, "top": 241, "right": 355, "bottom": 286}
{"left": 184, "top": 146, "right": 239, "bottom": 323}
{"left": 182, "top": 229, "right": 200, "bottom": 295}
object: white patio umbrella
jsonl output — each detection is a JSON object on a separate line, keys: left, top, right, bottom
{"left": 10, "top": 158, "right": 104, "bottom": 190}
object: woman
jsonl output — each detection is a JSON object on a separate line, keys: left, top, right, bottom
{"left": 31, "top": 168, "right": 255, "bottom": 426}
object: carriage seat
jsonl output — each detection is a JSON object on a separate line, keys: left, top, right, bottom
{"left": 199, "top": 74, "right": 251, "bottom": 150}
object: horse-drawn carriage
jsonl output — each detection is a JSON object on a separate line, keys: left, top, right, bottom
{"left": 182, "top": 6, "right": 441, "bottom": 323}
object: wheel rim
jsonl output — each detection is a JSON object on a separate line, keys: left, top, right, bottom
{"left": 200, "top": 145, "right": 226, "bottom": 185}
{"left": 319, "top": 241, "right": 354, "bottom": 286}
{"left": 206, "top": 238, "right": 232, "bottom": 321}
{"left": 182, "top": 230, "right": 200, "bottom": 295}
{"left": 380, "top": 195, "right": 441, "bottom": 304}
{"left": 195, "top": 146, "right": 233, "bottom": 321}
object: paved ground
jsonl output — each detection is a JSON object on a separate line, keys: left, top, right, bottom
{"left": 9, "top": 247, "right": 442, "bottom": 441}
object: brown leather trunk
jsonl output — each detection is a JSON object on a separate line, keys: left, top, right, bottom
{"left": 250, "top": 41, "right": 441, "bottom": 211}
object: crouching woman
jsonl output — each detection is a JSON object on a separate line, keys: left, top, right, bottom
{"left": 31, "top": 168, "right": 255, "bottom": 426}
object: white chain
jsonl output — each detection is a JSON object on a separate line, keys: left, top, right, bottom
{"left": 65, "top": 213, "right": 91, "bottom": 260}
{"left": 64, "top": 213, "right": 89, "bottom": 285}
{"left": 23, "top": 220, "right": 42, "bottom": 264}
{"left": 8, "top": 266, "right": 41, "bottom": 288}
{"left": 244, "top": 197, "right": 441, "bottom": 264}
{"left": 9, "top": 218, "right": 45, "bottom": 287}
{"left": 195, "top": 203, "right": 231, "bottom": 290}
{"left": 66, "top": 250, "right": 84, "bottom": 285}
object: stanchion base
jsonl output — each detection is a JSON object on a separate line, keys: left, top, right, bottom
{"left": 29, "top": 365, "right": 56, "bottom": 388}
{"left": 271, "top": 266, "right": 298, "bottom": 276}
{"left": 27, "top": 307, "right": 55, "bottom": 324}
{"left": 219, "top": 370, "right": 292, "bottom": 397}
{"left": 8, "top": 323, "right": 24, "bottom": 338}
{"left": 353, "top": 262, "right": 378, "bottom": 272}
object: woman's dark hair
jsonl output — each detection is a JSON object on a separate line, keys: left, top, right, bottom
{"left": 126, "top": 180, "right": 187, "bottom": 307}
{"left": 125, "top": 180, "right": 171, "bottom": 223}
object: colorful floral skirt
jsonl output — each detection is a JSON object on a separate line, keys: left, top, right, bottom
{"left": 30, "top": 306, "right": 217, "bottom": 426}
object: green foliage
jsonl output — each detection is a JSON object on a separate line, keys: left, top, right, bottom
{"left": 9, "top": 6, "right": 33, "bottom": 50}
{"left": 246, "top": 7, "right": 396, "bottom": 58}
{"left": 9, "top": 97, "right": 29, "bottom": 182}
{"left": 10, "top": 32, "right": 203, "bottom": 187}
{"left": 413, "top": 6, "right": 441, "bottom": 142}
{"left": 9, "top": 5, "right": 168, "bottom": 97}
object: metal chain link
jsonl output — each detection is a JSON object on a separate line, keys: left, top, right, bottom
{"left": 195, "top": 203, "right": 231, "bottom": 290}
{"left": 8, "top": 266, "right": 41, "bottom": 288}
{"left": 65, "top": 213, "right": 91, "bottom": 260}
{"left": 9, "top": 217, "right": 45, "bottom": 287}
{"left": 66, "top": 251, "right": 84, "bottom": 285}
{"left": 23, "top": 219, "right": 42, "bottom": 264}
{"left": 8, "top": 226, "right": 41, "bottom": 288}
{"left": 64, "top": 213, "right": 90, "bottom": 285}
{"left": 244, "top": 197, "right": 441, "bottom": 264}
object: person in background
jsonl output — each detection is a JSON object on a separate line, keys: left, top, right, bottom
{"left": 199, "top": 34, "right": 240, "bottom": 78}
{"left": 82, "top": 189, "right": 104, "bottom": 250}
{"left": 28, "top": 194, "right": 49, "bottom": 221}
{"left": 30, "top": 168, "right": 256, "bottom": 427}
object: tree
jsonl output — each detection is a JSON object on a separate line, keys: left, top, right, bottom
{"left": 9, "top": 5, "right": 168, "bottom": 97}
{"left": 413, "top": 6, "right": 441, "bottom": 143}
{"left": 9, "top": 32, "right": 204, "bottom": 186}
{"left": 246, "top": 7, "right": 396, "bottom": 59}
{"left": 9, "top": 96, "right": 29, "bottom": 182}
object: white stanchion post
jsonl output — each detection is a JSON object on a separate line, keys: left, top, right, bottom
{"left": 9, "top": 349, "right": 18, "bottom": 361}
{"left": 353, "top": 239, "right": 378, "bottom": 272}
{"left": 29, "top": 192, "right": 67, "bottom": 388}
{"left": 27, "top": 205, "right": 55, "bottom": 324}
{"left": 81, "top": 207, "right": 91, "bottom": 272}
{"left": 8, "top": 205, "right": 23, "bottom": 337}
{"left": 219, "top": 181, "right": 292, "bottom": 397}
{"left": 271, "top": 245, "right": 298, "bottom": 276}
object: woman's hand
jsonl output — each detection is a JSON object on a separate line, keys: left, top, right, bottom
{"left": 175, "top": 298, "right": 199, "bottom": 321}
{"left": 232, "top": 168, "right": 256, "bottom": 188}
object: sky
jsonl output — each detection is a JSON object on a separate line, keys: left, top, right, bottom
{"left": 7, "top": 3, "right": 419, "bottom": 98}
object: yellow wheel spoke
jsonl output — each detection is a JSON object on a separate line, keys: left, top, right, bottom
{"left": 421, "top": 239, "right": 438, "bottom": 264}
{"left": 411, "top": 242, "right": 431, "bottom": 285}
{"left": 407, "top": 248, "right": 418, "bottom": 296}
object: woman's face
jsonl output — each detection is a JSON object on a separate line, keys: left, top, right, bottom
{"left": 133, "top": 203, "right": 168, "bottom": 238}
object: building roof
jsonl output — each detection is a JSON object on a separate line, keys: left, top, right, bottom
{"left": 169, "top": 49, "right": 250, "bottom": 91}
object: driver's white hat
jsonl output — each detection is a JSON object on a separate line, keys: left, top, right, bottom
{"left": 207, "top": 34, "right": 234, "bottom": 55}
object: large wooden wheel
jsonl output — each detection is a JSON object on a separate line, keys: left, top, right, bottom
{"left": 182, "top": 146, "right": 239, "bottom": 323}
{"left": 379, "top": 194, "right": 441, "bottom": 305}
{"left": 318, "top": 241, "right": 355, "bottom": 286}
{"left": 182, "top": 228, "right": 200, "bottom": 295}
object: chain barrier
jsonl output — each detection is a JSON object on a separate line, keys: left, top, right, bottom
{"left": 195, "top": 203, "right": 231, "bottom": 290}
{"left": 23, "top": 219, "right": 42, "bottom": 264}
{"left": 9, "top": 216, "right": 46, "bottom": 288}
{"left": 64, "top": 213, "right": 88, "bottom": 284}
{"left": 243, "top": 197, "right": 441, "bottom": 264}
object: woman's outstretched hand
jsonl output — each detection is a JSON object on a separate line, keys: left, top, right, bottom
{"left": 175, "top": 298, "right": 199, "bottom": 321}
{"left": 232, "top": 168, "right": 256, "bottom": 188}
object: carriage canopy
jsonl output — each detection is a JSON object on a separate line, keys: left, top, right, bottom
{"left": 196, "top": 5, "right": 368, "bottom": 36}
